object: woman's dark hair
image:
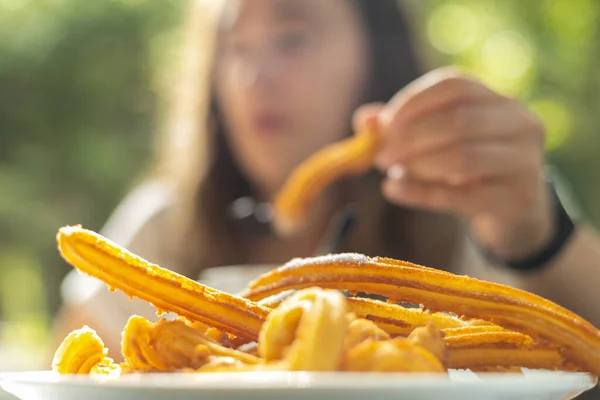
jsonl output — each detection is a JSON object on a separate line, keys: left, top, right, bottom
{"left": 356, "top": 0, "right": 424, "bottom": 104}
{"left": 164, "top": 0, "right": 459, "bottom": 277}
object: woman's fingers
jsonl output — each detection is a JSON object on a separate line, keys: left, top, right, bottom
{"left": 382, "top": 177, "right": 469, "bottom": 215}
{"left": 381, "top": 177, "right": 508, "bottom": 219}
{"left": 380, "top": 69, "right": 497, "bottom": 132}
{"left": 352, "top": 103, "right": 385, "bottom": 134}
{"left": 382, "top": 172, "right": 543, "bottom": 223}
{"left": 376, "top": 102, "right": 534, "bottom": 169}
{"left": 400, "top": 139, "right": 537, "bottom": 186}
{"left": 369, "top": 67, "right": 552, "bottom": 260}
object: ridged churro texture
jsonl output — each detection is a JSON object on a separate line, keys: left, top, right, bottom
{"left": 272, "top": 120, "right": 383, "bottom": 236}
{"left": 241, "top": 253, "right": 600, "bottom": 376}
{"left": 259, "top": 288, "right": 350, "bottom": 371}
{"left": 51, "top": 326, "right": 119, "bottom": 376}
{"left": 121, "top": 316, "right": 260, "bottom": 372}
{"left": 53, "top": 226, "right": 599, "bottom": 379}
{"left": 257, "top": 298, "right": 567, "bottom": 371}
{"left": 57, "top": 225, "right": 269, "bottom": 341}
{"left": 52, "top": 288, "right": 447, "bottom": 375}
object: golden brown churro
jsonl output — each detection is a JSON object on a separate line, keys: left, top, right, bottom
{"left": 344, "top": 318, "right": 391, "bottom": 351}
{"left": 447, "top": 347, "right": 566, "bottom": 371}
{"left": 272, "top": 119, "right": 383, "bottom": 236}
{"left": 346, "top": 297, "right": 470, "bottom": 335}
{"left": 259, "top": 288, "right": 350, "bottom": 371}
{"left": 241, "top": 253, "right": 600, "bottom": 376}
{"left": 57, "top": 226, "right": 269, "bottom": 341}
{"left": 52, "top": 226, "right": 600, "bottom": 381}
{"left": 342, "top": 337, "right": 446, "bottom": 373}
{"left": 260, "top": 291, "right": 477, "bottom": 336}
{"left": 121, "top": 316, "right": 260, "bottom": 372}
{"left": 52, "top": 326, "right": 116, "bottom": 375}
{"left": 441, "top": 325, "right": 564, "bottom": 370}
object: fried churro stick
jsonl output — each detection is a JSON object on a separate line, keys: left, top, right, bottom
{"left": 121, "top": 316, "right": 168, "bottom": 371}
{"left": 344, "top": 318, "right": 391, "bottom": 351}
{"left": 346, "top": 297, "right": 472, "bottom": 335}
{"left": 342, "top": 337, "right": 446, "bottom": 373}
{"left": 441, "top": 325, "right": 565, "bottom": 370}
{"left": 57, "top": 226, "right": 269, "bottom": 342}
{"left": 409, "top": 324, "right": 447, "bottom": 363}
{"left": 443, "top": 326, "right": 534, "bottom": 347}
{"left": 52, "top": 326, "right": 120, "bottom": 376}
{"left": 273, "top": 120, "right": 383, "bottom": 236}
{"left": 256, "top": 288, "right": 560, "bottom": 371}
{"left": 196, "top": 289, "right": 352, "bottom": 373}
{"left": 260, "top": 293, "right": 557, "bottom": 371}
{"left": 259, "top": 291, "right": 478, "bottom": 335}
{"left": 121, "top": 316, "right": 260, "bottom": 372}
{"left": 241, "top": 253, "right": 600, "bottom": 376}
{"left": 259, "top": 288, "right": 350, "bottom": 371}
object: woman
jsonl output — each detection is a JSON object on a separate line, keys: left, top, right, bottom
{"left": 55, "top": 0, "right": 600, "bottom": 358}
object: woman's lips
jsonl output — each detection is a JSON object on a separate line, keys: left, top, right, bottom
{"left": 254, "top": 112, "right": 289, "bottom": 134}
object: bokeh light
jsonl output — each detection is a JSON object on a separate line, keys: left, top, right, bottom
{"left": 481, "top": 30, "right": 534, "bottom": 81}
{"left": 427, "top": 4, "right": 479, "bottom": 55}
{"left": 545, "top": 0, "right": 597, "bottom": 45}
{"left": 528, "top": 99, "right": 573, "bottom": 152}
{"left": 477, "top": 30, "right": 535, "bottom": 94}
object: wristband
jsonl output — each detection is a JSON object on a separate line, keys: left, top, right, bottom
{"left": 478, "top": 184, "right": 575, "bottom": 272}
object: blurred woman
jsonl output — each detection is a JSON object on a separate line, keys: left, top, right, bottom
{"left": 55, "top": 0, "right": 600, "bottom": 357}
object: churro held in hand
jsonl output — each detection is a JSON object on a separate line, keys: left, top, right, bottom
{"left": 272, "top": 119, "right": 383, "bottom": 236}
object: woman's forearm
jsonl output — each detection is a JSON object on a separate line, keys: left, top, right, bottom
{"left": 516, "top": 225, "right": 600, "bottom": 329}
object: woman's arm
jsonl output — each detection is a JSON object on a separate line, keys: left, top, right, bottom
{"left": 458, "top": 224, "right": 600, "bottom": 330}
{"left": 515, "top": 225, "right": 600, "bottom": 328}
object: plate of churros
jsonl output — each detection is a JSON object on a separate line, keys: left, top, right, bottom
{"left": 0, "top": 225, "right": 599, "bottom": 400}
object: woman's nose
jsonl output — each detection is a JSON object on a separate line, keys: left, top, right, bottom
{"left": 238, "top": 51, "right": 281, "bottom": 89}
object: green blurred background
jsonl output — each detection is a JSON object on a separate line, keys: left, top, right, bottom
{"left": 0, "top": 0, "right": 598, "bottom": 370}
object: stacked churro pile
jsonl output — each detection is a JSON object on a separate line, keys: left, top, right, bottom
{"left": 52, "top": 226, "right": 600, "bottom": 378}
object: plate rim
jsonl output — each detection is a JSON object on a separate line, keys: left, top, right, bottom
{"left": 0, "top": 370, "right": 597, "bottom": 392}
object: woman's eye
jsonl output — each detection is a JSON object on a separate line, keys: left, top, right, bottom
{"left": 276, "top": 31, "right": 310, "bottom": 53}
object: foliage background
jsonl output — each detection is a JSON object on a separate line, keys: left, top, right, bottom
{"left": 0, "top": 0, "right": 599, "bottom": 369}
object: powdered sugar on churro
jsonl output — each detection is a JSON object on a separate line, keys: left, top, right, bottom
{"left": 278, "top": 253, "right": 370, "bottom": 272}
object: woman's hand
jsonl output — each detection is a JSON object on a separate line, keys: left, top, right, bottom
{"left": 354, "top": 68, "right": 554, "bottom": 261}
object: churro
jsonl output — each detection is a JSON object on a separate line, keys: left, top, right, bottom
{"left": 272, "top": 119, "right": 383, "bottom": 236}
{"left": 57, "top": 226, "right": 268, "bottom": 341}
{"left": 52, "top": 226, "right": 600, "bottom": 380}
{"left": 241, "top": 253, "right": 600, "bottom": 376}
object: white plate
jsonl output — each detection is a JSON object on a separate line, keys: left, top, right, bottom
{"left": 0, "top": 370, "right": 596, "bottom": 400}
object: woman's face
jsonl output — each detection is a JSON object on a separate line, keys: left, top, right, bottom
{"left": 214, "top": 0, "right": 370, "bottom": 198}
